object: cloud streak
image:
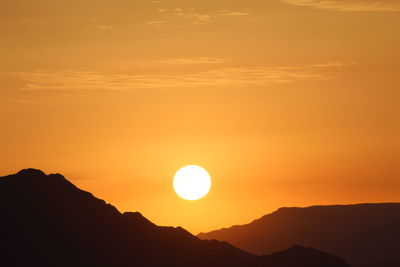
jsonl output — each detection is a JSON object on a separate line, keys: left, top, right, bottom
{"left": 9, "top": 63, "right": 350, "bottom": 91}
{"left": 149, "top": 8, "right": 250, "bottom": 25}
{"left": 153, "top": 57, "right": 227, "bottom": 65}
{"left": 282, "top": 0, "right": 400, "bottom": 11}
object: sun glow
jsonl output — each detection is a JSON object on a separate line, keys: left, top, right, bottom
{"left": 173, "top": 165, "right": 211, "bottom": 201}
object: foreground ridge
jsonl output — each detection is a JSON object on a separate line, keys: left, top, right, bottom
{"left": 198, "top": 203, "right": 400, "bottom": 267}
{"left": 0, "top": 169, "right": 351, "bottom": 267}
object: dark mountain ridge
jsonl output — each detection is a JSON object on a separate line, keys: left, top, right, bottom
{"left": 198, "top": 203, "right": 400, "bottom": 267}
{"left": 0, "top": 169, "right": 351, "bottom": 267}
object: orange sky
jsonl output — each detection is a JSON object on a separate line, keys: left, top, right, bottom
{"left": 1, "top": 0, "right": 399, "bottom": 234}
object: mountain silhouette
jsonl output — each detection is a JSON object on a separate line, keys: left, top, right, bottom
{"left": 198, "top": 203, "right": 400, "bottom": 267}
{"left": 0, "top": 169, "right": 351, "bottom": 267}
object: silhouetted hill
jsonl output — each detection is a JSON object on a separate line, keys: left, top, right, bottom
{"left": 198, "top": 203, "right": 400, "bottom": 267}
{"left": 262, "top": 245, "right": 354, "bottom": 267}
{"left": 0, "top": 169, "right": 351, "bottom": 267}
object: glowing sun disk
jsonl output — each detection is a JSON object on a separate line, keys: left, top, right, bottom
{"left": 173, "top": 165, "right": 211, "bottom": 201}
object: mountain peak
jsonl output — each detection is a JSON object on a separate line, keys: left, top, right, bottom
{"left": 17, "top": 168, "right": 46, "bottom": 176}
{"left": 9, "top": 168, "right": 76, "bottom": 190}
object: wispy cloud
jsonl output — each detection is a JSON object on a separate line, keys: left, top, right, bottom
{"left": 221, "top": 11, "right": 250, "bottom": 16}
{"left": 157, "top": 8, "right": 212, "bottom": 24}
{"left": 98, "top": 25, "right": 113, "bottom": 30}
{"left": 146, "top": 0, "right": 164, "bottom": 3}
{"left": 10, "top": 63, "right": 349, "bottom": 91}
{"left": 282, "top": 0, "right": 400, "bottom": 11}
{"left": 146, "top": 20, "right": 167, "bottom": 25}
{"left": 311, "top": 61, "right": 358, "bottom": 67}
{"left": 154, "top": 57, "right": 227, "bottom": 65}
{"left": 148, "top": 8, "right": 250, "bottom": 25}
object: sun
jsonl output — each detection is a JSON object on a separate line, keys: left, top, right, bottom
{"left": 173, "top": 165, "right": 211, "bottom": 201}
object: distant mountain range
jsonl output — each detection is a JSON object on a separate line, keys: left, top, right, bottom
{"left": 0, "top": 169, "right": 351, "bottom": 267}
{"left": 198, "top": 203, "right": 400, "bottom": 267}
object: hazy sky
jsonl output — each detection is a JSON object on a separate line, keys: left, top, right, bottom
{"left": 1, "top": 0, "right": 399, "bottom": 233}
